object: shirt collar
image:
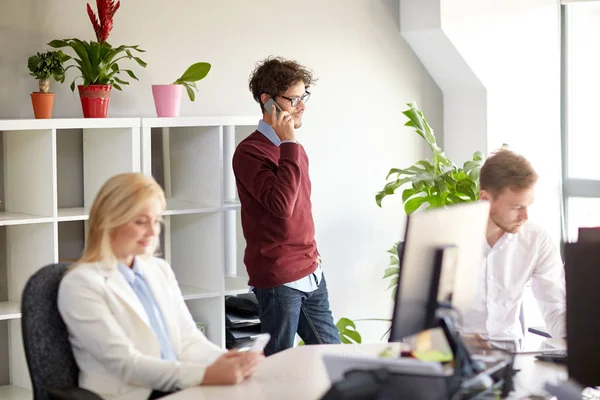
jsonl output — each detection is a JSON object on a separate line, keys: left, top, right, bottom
{"left": 257, "top": 119, "right": 281, "bottom": 146}
{"left": 117, "top": 257, "right": 142, "bottom": 285}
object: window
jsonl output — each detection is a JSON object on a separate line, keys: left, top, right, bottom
{"left": 562, "top": 1, "right": 600, "bottom": 241}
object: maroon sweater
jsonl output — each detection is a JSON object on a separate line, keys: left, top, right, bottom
{"left": 232, "top": 131, "right": 318, "bottom": 288}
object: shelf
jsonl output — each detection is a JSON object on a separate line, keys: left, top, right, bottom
{"left": 0, "top": 385, "right": 31, "bottom": 400}
{"left": 141, "top": 116, "right": 258, "bottom": 128}
{"left": 164, "top": 199, "right": 224, "bottom": 216}
{"left": 0, "top": 212, "right": 53, "bottom": 227}
{"left": 57, "top": 207, "right": 89, "bottom": 222}
{"left": 180, "top": 285, "right": 221, "bottom": 300}
{"left": 0, "top": 118, "right": 140, "bottom": 131}
{"left": 225, "top": 276, "right": 251, "bottom": 295}
{"left": 0, "top": 302, "right": 21, "bottom": 321}
{"left": 223, "top": 201, "right": 241, "bottom": 211}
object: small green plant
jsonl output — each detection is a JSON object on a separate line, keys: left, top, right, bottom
{"left": 377, "top": 102, "right": 484, "bottom": 299}
{"left": 27, "top": 50, "right": 70, "bottom": 93}
{"left": 173, "top": 62, "right": 212, "bottom": 101}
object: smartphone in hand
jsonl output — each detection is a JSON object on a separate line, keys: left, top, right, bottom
{"left": 237, "top": 333, "right": 271, "bottom": 353}
{"left": 263, "top": 98, "right": 282, "bottom": 119}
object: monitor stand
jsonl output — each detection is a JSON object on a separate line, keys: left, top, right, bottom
{"left": 438, "top": 313, "right": 484, "bottom": 378}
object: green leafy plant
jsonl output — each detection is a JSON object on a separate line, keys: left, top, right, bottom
{"left": 48, "top": 0, "right": 147, "bottom": 91}
{"left": 298, "top": 317, "right": 363, "bottom": 346}
{"left": 327, "top": 102, "right": 485, "bottom": 345}
{"left": 27, "top": 50, "right": 70, "bottom": 93}
{"left": 173, "top": 62, "right": 211, "bottom": 101}
{"left": 377, "top": 102, "right": 485, "bottom": 298}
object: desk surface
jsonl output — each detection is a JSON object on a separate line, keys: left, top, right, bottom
{"left": 165, "top": 342, "right": 567, "bottom": 400}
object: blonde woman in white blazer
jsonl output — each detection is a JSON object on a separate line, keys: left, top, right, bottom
{"left": 58, "top": 173, "right": 263, "bottom": 400}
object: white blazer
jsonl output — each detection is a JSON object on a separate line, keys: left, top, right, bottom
{"left": 57, "top": 256, "right": 226, "bottom": 400}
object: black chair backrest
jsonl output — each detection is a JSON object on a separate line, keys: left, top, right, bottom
{"left": 21, "top": 263, "right": 78, "bottom": 400}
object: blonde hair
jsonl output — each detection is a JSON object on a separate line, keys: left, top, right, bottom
{"left": 76, "top": 173, "right": 166, "bottom": 266}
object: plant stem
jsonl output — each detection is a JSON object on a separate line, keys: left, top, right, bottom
{"left": 39, "top": 79, "right": 50, "bottom": 93}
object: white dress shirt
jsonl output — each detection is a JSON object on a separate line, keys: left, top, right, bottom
{"left": 461, "top": 222, "right": 566, "bottom": 341}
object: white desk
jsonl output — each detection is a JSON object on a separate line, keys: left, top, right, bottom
{"left": 165, "top": 343, "right": 567, "bottom": 400}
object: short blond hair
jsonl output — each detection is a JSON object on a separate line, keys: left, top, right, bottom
{"left": 77, "top": 173, "right": 166, "bottom": 266}
{"left": 480, "top": 149, "right": 538, "bottom": 197}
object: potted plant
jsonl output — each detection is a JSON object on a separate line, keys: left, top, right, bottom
{"left": 152, "top": 62, "right": 211, "bottom": 117}
{"left": 336, "top": 102, "right": 486, "bottom": 343}
{"left": 48, "top": 0, "right": 147, "bottom": 118}
{"left": 376, "top": 102, "right": 484, "bottom": 300}
{"left": 27, "top": 50, "right": 70, "bottom": 119}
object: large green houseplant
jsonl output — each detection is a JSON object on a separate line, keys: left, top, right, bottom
{"left": 377, "top": 102, "right": 484, "bottom": 299}
{"left": 48, "top": 0, "right": 147, "bottom": 118}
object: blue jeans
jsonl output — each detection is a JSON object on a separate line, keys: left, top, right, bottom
{"left": 252, "top": 275, "right": 341, "bottom": 356}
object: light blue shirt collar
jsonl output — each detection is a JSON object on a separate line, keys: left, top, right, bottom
{"left": 257, "top": 119, "right": 281, "bottom": 146}
{"left": 117, "top": 258, "right": 142, "bottom": 285}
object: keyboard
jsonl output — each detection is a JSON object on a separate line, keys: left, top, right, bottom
{"left": 535, "top": 350, "right": 567, "bottom": 365}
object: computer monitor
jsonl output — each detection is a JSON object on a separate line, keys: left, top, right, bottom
{"left": 577, "top": 226, "right": 600, "bottom": 243}
{"left": 389, "top": 201, "right": 490, "bottom": 342}
{"left": 564, "top": 241, "right": 600, "bottom": 387}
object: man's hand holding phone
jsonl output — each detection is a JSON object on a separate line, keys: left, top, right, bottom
{"left": 264, "top": 98, "right": 296, "bottom": 142}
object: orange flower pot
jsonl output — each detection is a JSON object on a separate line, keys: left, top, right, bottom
{"left": 30, "top": 92, "right": 55, "bottom": 119}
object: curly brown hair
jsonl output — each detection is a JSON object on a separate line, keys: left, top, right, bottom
{"left": 480, "top": 148, "right": 539, "bottom": 198}
{"left": 249, "top": 56, "right": 317, "bottom": 111}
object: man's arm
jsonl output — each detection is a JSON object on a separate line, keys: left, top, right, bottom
{"left": 232, "top": 142, "right": 302, "bottom": 219}
{"left": 531, "top": 231, "right": 567, "bottom": 338}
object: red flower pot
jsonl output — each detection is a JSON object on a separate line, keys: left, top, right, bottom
{"left": 78, "top": 84, "right": 112, "bottom": 118}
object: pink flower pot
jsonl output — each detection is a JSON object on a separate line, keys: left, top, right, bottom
{"left": 152, "top": 84, "right": 184, "bottom": 117}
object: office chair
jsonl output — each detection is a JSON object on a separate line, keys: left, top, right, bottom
{"left": 21, "top": 262, "right": 103, "bottom": 400}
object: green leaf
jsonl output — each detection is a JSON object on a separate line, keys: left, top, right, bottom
{"left": 335, "top": 318, "right": 362, "bottom": 344}
{"left": 386, "top": 242, "right": 400, "bottom": 255}
{"left": 123, "top": 69, "right": 139, "bottom": 80}
{"left": 133, "top": 56, "right": 147, "bottom": 67}
{"left": 113, "top": 76, "right": 129, "bottom": 85}
{"left": 404, "top": 195, "right": 427, "bottom": 214}
{"left": 112, "top": 82, "right": 122, "bottom": 91}
{"left": 383, "top": 267, "right": 399, "bottom": 279}
{"left": 402, "top": 188, "right": 417, "bottom": 203}
{"left": 184, "top": 83, "right": 195, "bottom": 102}
{"left": 174, "top": 62, "right": 211, "bottom": 84}
{"left": 388, "top": 255, "right": 398, "bottom": 266}
{"left": 386, "top": 277, "right": 398, "bottom": 290}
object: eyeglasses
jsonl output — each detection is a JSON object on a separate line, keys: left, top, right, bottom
{"left": 279, "top": 91, "right": 311, "bottom": 107}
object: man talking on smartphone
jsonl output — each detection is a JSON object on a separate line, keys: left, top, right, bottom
{"left": 232, "top": 56, "right": 341, "bottom": 356}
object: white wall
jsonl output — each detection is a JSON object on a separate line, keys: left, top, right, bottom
{"left": 0, "top": 0, "right": 443, "bottom": 343}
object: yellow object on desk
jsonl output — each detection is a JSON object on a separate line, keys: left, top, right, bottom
{"left": 412, "top": 350, "right": 453, "bottom": 363}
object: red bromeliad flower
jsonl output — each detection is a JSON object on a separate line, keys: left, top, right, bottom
{"left": 86, "top": 0, "right": 120, "bottom": 43}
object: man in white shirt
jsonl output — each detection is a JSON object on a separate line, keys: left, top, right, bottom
{"left": 461, "top": 149, "right": 566, "bottom": 344}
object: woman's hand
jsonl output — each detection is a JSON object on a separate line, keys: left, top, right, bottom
{"left": 201, "top": 350, "right": 264, "bottom": 385}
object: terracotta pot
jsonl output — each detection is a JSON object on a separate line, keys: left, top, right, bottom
{"left": 78, "top": 84, "right": 112, "bottom": 118}
{"left": 30, "top": 92, "right": 55, "bottom": 119}
{"left": 152, "top": 84, "right": 184, "bottom": 117}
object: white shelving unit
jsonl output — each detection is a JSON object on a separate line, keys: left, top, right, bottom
{"left": 0, "top": 116, "right": 258, "bottom": 398}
